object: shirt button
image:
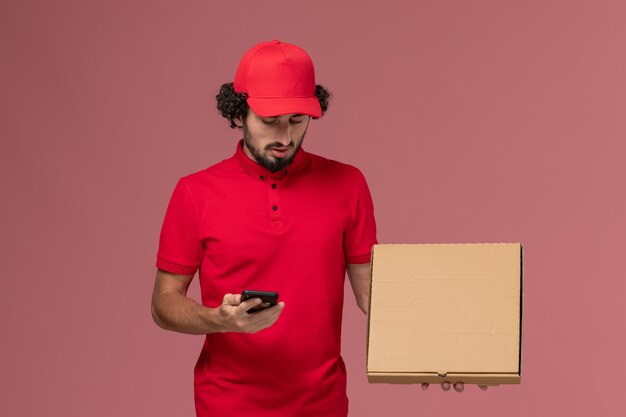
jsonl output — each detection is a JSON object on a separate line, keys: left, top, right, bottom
{"left": 271, "top": 184, "right": 277, "bottom": 189}
{"left": 272, "top": 205, "right": 278, "bottom": 211}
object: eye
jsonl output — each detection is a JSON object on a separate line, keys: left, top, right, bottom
{"left": 262, "top": 119, "right": 277, "bottom": 125}
{"left": 289, "top": 119, "right": 304, "bottom": 125}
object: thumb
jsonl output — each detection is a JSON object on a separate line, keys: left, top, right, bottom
{"left": 222, "top": 293, "right": 241, "bottom": 306}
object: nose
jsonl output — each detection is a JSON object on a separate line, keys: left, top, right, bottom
{"left": 275, "top": 122, "right": 292, "bottom": 146}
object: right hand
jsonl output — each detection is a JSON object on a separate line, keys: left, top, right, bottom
{"left": 216, "top": 293, "right": 285, "bottom": 333}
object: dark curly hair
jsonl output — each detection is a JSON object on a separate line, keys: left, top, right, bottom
{"left": 216, "top": 83, "right": 331, "bottom": 129}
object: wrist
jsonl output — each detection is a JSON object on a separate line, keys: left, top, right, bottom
{"left": 202, "top": 306, "right": 228, "bottom": 334}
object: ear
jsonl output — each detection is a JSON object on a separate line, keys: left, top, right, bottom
{"left": 233, "top": 117, "right": 243, "bottom": 128}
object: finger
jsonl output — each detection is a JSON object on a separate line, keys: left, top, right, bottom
{"left": 453, "top": 382, "right": 464, "bottom": 393}
{"left": 239, "top": 297, "right": 263, "bottom": 311}
{"left": 253, "top": 301, "right": 286, "bottom": 314}
{"left": 421, "top": 383, "right": 429, "bottom": 391}
{"left": 246, "top": 304, "right": 285, "bottom": 332}
{"left": 222, "top": 293, "right": 237, "bottom": 305}
{"left": 478, "top": 385, "right": 489, "bottom": 391}
{"left": 253, "top": 302, "right": 286, "bottom": 321}
{"left": 441, "top": 381, "right": 451, "bottom": 391}
{"left": 261, "top": 302, "right": 286, "bottom": 321}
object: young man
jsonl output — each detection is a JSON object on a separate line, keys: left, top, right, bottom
{"left": 152, "top": 40, "right": 377, "bottom": 417}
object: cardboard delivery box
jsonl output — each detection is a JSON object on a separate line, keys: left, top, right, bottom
{"left": 366, "top": 243, "right": 523, "bottom": 385}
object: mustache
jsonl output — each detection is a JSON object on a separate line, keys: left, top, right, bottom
{"left": 265, "top": 142, "right": 294, "bottom": 150}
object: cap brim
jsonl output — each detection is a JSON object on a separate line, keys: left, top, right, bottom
{"left": 247, "top": 96, "right": 322, "bottom": 118}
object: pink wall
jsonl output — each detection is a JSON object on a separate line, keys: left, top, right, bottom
{"left": 2, "top": 0, "right": 625, "bottom": 416}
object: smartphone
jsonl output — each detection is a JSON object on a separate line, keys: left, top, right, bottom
{"left": 241, "top": 290, "right": 279, "bottom": 314}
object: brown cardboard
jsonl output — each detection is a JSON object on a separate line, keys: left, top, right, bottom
{"left": 366, "top": 243, "right": 523, "bottom": 385}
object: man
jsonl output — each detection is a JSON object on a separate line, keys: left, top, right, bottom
{"left": 151, "top": 40, "right": 469, "bottom": 417}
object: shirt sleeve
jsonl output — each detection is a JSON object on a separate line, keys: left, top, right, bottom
{"left": 344, "top": 169, "right": 378, "bottom": 264}
{"left": 156, "top": 178, "right": 203, "bottom": 275}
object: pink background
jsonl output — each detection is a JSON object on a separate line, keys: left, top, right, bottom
{"left": 2, "top": 0, "right": 625, "bottom": 416}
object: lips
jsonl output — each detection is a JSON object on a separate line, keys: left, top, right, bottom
{"left": 271, "top": 148, "right": 289, "bottom": 158}
{"left": 269, "top": 145, "right": 291, "bottom": 158}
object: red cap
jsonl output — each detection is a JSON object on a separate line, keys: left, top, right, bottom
{"left": 234, "top": 40, "right": 322, "bottom": 118}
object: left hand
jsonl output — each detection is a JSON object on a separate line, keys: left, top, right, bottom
{"left": 421, "top": 382, "right": 490, "bottom": 392}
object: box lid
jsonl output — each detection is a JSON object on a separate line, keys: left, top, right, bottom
{"left": 366, "top": 243, "right": 522, "bottom": 378}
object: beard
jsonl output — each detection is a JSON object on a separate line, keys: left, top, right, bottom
{"left": 242, "top": 124, "right": 307, "bottom": 173}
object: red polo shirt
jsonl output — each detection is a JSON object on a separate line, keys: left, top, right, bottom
{"left": 156, "top": 139, "right": 377, "bottom": 417}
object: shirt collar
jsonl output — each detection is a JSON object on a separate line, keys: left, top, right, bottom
{"left": 234, "top": 139, "right": 309, "bottom": 181}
